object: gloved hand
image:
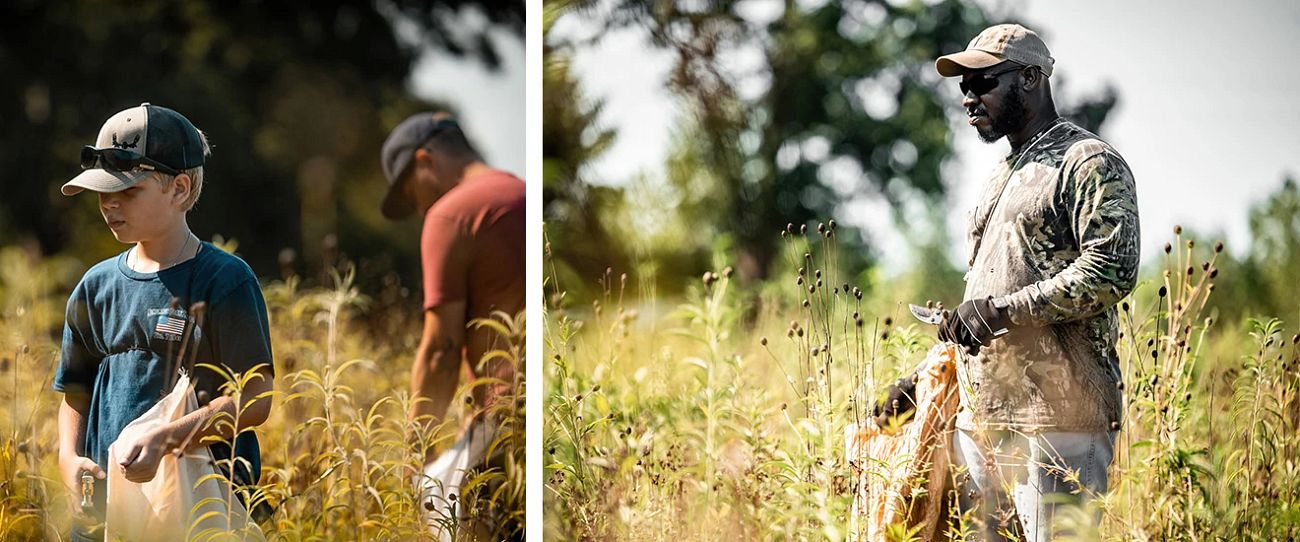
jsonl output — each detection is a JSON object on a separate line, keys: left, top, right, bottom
{"left": 872, "top": 371, "right": 918, "bottom": 427}
{"left": 939, "top": 296, "right": 1012, "bottom": 355}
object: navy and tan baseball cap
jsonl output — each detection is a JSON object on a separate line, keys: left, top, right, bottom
{"left": 380, "top": 112, "right": 460, "bottom": 219}
{"left": 62, "top": 103, "right": 206, "bottom": 195}
{"left": 935, "top": 24, "right": 1054, "bottom": 77}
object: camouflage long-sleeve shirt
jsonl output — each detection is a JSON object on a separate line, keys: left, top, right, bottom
{"left": 956, "top": 118, "right": 1139, "bottom": 432}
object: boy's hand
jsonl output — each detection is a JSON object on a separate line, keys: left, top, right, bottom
{"left": 59, "top": 454, "right": 104, "bottom": 510}
{"left": 118, "top": 428, "right": 170, "bottom": 483}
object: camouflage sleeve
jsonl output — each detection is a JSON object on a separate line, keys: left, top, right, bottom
{"left": 1000, "top": 151, "right": 1140, "bottom": 326}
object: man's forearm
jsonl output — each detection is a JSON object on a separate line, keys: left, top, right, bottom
{"left": 409, "top": 341, "right": 461, "bottom": 428}
{"left": 1001, "top": 249, "right": 1138, "bottom": 327}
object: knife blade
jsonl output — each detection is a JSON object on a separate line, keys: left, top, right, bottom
{"left": 908, "top": 304, "right": 943, "bottom": 325}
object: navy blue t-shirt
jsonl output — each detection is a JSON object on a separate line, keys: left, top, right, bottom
{"left": 55, "top": 242, "right": 273, "bottom": 512}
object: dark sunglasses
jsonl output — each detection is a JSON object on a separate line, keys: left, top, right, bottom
{"left": 80, "top": 146, "right": 180, "bottom": 176}
{"left": 959, "top": 65, "right": 1030, "bottom": 97}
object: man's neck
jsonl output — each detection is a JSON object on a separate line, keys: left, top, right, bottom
{"left": 1007, "top": 110, "right": 1061, "bottom": 153}
{"left": 132, "top": 221, "right": 195, "bottom": 272}
{"left": 459, "top": 161, "right": 492, "bottom": 182}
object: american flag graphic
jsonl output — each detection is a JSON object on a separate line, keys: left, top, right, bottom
{"left": 155, "top": 314, "right": 187, "bottom": 337}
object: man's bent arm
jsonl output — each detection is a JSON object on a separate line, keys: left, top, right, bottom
{"left": 1001, "top": 151, "right": 1140, "bottom": 326}
{"left": 410, "top": 301, "right": 468, "bottom": 432}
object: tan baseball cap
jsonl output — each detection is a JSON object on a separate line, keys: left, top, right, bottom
{"left": 935, "top": 24, "right": 1054, "bottom": 78}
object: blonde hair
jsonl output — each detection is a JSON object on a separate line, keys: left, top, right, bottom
{"left": 154, "top": 129, "right": 212, "bottom": 211}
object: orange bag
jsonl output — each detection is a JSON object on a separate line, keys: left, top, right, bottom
{"left": 845, "top": 344, "right": 960, "bottom": 541}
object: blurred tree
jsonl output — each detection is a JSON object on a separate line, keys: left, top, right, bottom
{"left": 542, "top": 0, "right": 629, "bottom": 299}
{"left": 0, "top": 0, "right": 522, "bottom": 289}
{"left": 546, "top": 1, "right": 1123, "bottom": 296}
{"left": 1210, "top": 176, "right": 1300, "bottom": 325}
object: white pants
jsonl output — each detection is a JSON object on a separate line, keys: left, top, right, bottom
{"left": 952, "top": 429, "right": 1117, "bottom": 541}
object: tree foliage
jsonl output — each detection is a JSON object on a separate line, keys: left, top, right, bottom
{"left": 545, "top": 1, "right": 1123, "bottom": 297}
{"left": 1, "top": 0, "right": 521, "bottom": 287}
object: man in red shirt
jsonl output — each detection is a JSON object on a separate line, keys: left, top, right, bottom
{"left": 380, "top": 112, "right": 525, "bottom": 537}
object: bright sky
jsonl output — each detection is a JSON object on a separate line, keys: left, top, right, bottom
{"left": 552, "top": 0, "right": 1300, "bottom": 272}
{"left": 408, "top": 15, "right": 525, "bottom": 178}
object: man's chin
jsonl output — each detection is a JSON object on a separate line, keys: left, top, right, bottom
{"left": 975, "top": 126, "right": 1004, "bottom": 144}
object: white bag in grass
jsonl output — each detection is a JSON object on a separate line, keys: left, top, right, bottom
{"left": 105, "top": 373, "right": 265, "bottom": 542}
{"left": 419, "top": 417, "right": 498, "bottom": 541}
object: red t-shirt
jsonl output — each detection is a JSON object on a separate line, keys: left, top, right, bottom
{"left": 420, "top": 168, "right": 525, "bottom": 386}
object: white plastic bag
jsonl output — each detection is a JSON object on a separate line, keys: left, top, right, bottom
{"left": 105, "top": 373, "right": 265, "bottom": 542}
{"left": 419, "top": 417, "right": 498, "bottom": 541}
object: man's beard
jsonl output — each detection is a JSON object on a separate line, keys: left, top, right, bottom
{"left": 977, "top": 83, "right": 1026, "bottom": 144}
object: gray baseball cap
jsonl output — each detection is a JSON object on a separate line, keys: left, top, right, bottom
{"left": 935, "top": 24, "right": 1055, "bottom": 77}
{"left": 380, "top": 112, "right": 460, "bottom": 219}
{"left": 63, "top": 103, "right": 206, "bottom": 195}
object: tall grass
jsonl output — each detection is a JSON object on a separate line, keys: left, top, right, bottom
{"left": 544, "top": 223, "right": 1300, "bottom": 540}
{"left": 0, "top": 243, "right": 524, "bottom": 541}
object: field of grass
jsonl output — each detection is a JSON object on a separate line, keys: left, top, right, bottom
{"left": 0, "top": 241, "right": 524, "bottom": 541}
{"left": 543, "top": 224, "right": 1300, "bottom": 541}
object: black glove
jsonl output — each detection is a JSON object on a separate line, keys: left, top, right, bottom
{"left": 872, "top": 371, "right": 918, "bottom": 427}
{"left": 939, "top": 296, "right": 1012, "bottom": 355}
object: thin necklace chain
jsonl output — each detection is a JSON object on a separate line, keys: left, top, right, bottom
{"left": 129, "top": 232, "right": 196, "bottom": 272}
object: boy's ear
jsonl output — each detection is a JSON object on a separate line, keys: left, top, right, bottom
{"left": 170, "top": 174, "right": 192, "bottom": 205}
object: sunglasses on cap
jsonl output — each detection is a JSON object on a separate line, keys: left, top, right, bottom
{"left": 80, "top": 146, "right": 180, "bottom": 176}
{"left": 959, "top": 64, "right": 1034, "bottom": 97}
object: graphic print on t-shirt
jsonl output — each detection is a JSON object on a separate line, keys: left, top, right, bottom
{"left": 148, "top": 307, "right": 201, "bottom": 342}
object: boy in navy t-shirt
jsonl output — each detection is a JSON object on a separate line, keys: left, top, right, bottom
{"left": 55, "top": 103, "right": 274, "bottom": 539}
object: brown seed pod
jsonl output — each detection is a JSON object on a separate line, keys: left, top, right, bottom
{"left": 1214, "top": 241, "right": 1224, "bottom": 253}
{"left": 1174, "top": 225, "right": 1183, "bottom": 235}
{"left": 761, "top": 337, "right": 768, "bottom": 346}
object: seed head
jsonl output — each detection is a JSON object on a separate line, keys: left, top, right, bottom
{"left": 1214, "top": 241, "right": 1224, "bottom": 253}
{"left": 1164, "top": 243, "right": 1172, "bottom": 254}
{"left": 1174, "top": 225, "right": 1182, "bottom": 235}
{"left": 883, "top": 316, "right": 893, "bottom": 326}
{"left": 800, "top": 224, "right": 807, "bottom": 235}
{"left": 796, "top": 276, "right": 804, "bottom": 286}
{"left": 786, "top": 223, "right": 794, "bottom": 233}
{"left": 796, "top": 328, "right": 804, "bottom": 337}
{"left": 817, "top": 223, "right": 826, "bottom": 234}
{"left": 760, "top": 337, "right": 768, "bottom": 346}
{"left": 1187, "top": 240, "right": 1195, "bottom": 249}
{"left": 722, "top": 266, "right": 733, "bottom": 278}
{"left": 829, "top": 219, "right": 837, "bottom": 230}
{"left": 1158, "top": 286, "right": 1167, "bottom": 298}
{"left": 801, "top": 299, "right": 810, "bottom": 308}
{"left": 1209, "top": 268, "right": 1218, "bottom": 279}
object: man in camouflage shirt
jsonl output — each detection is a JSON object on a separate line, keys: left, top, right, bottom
{"left": 933, "top": 24, "right": 1140, "bottom": 540}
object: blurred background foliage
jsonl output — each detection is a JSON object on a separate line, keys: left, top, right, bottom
{"left": 543, "top": 0, "right": 1300, "bottom": 328}
{"left": 0, "top": 0, "right": 522, "bottom": 303}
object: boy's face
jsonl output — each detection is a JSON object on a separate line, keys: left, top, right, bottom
{"left": 96, "top": 177, "right": 185, "bottom": 243}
